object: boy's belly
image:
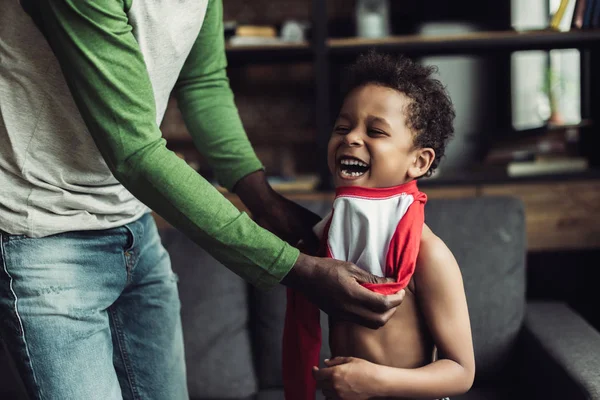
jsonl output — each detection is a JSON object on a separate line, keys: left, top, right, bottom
{"left": 329, "top": 285, "right": 433, "bottom": 368}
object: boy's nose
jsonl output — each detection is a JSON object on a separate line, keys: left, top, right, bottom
{"left": 344, "top": 130, "right": 364, "bottom": 146}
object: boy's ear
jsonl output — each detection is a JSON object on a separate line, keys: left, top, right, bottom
{"left": 408, "top": 148, "right": 435, "bottom": 179}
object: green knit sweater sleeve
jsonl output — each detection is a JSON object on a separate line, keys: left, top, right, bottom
{"left": 175, "top": 0, "right": 264, "bottom": 191}
{"left": 31, "top": 0, "right": 299, "bottom": 290}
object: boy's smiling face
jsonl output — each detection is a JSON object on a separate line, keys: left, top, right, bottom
{"left": 327, "top": 83, "right": 434, "bottom": 188}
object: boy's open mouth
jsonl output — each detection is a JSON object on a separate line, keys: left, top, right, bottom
{"left": 338, "top": 156, "right": 370, "bottom": 178}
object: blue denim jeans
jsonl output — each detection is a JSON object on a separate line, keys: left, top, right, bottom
{"left": 0, "top": 213, "right": 187, "bottom": 400}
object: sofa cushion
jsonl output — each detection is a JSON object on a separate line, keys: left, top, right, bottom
{"left": 160, "top": 229, "right": 257, "bottom": 398}
{"left": 424, "top": 196, "right": 526, "bottom": 383}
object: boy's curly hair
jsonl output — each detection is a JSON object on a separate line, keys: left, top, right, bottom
{"left": 341, "top": 51, "right": 455, "bottom": 177}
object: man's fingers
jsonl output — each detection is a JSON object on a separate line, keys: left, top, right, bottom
{"left": 348, "top": 282, "right": 405, "bottom": 313}
{"left": 351, "top": 265, "right": 383, "bottom": 285}
{"left": 370, "top": 275, "right": 400, "bottom": 285}
{"left": 324, "top": 357, "right": 352, "bottom": 367}
{"left": 383, "top": 289, "right": 405, "bottom": 308}
{"left": 347, "top": 267, "right": 405, "bottom": 309}
{"left": 312, "top": 365, "right": 332, "bottom": 382}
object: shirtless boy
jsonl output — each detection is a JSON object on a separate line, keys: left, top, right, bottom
{"left": 283, "top": 51, "right": 475, "bottom": 400}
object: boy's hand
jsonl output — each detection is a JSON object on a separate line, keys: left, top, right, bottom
{"left": 313, "top": 357, "right": 381, "bottom": 400}
{"left": 282, "top": 254, "right": 405, "bottom": 329}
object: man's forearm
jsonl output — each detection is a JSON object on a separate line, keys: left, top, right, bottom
{"left": 233, "top": 170, "right": 279, "bottom": 217}
{"left": 376, "top": 360, "right": 474, "bottom": 399}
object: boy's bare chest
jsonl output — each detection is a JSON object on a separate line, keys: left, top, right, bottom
{"left": 328, "top": 283, "right": 434, "bottom": 368}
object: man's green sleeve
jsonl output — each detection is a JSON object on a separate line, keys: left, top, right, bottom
{"left": 32, "top": 0, "right": 299, "bottom": 290}
{"left": 175, "top": 0, "right": 263, "bottom": 191}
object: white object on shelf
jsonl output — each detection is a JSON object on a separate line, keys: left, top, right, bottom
{"left": 355, "top": 0, "right": 390, "bottom": 38}
{"left": 511, "top": 0, "right": 548, "bottom": 31}
{"left": 281, "top": 20, "right": 309, "bottom": 42}
{"left": 507, "top": 157, "right": 588, "bottom": 177}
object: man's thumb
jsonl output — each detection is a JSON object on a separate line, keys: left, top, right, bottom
{"left": 354, "top": 268, "right": 396, "bottom": 285}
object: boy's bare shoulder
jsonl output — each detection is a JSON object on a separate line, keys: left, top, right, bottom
{"left": 419, "top": 223, "right": 451, "bottom": 259}
{"left": 414, "top": 223, "right": 461, "bottom": 290}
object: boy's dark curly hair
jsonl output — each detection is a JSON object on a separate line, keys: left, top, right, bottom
{"left": 341, "top": 51, "right": 455, "bottom": 177}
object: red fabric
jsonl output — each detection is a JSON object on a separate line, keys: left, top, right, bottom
{"left": 334, "top": 182, "right": 420, "bottom": 199}
{"left": 283, "top": 181, "right": 426, "bottom": 400}
{"left": 381, "top": 189, "right": 427, "bottom": 287}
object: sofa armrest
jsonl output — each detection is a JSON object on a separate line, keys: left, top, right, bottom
{"left": 516, "top": 301, "right": 600, "bottom": 400}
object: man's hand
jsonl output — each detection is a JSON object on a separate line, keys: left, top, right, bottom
{"left": 313, "top": 357, "right": 382, "bottom": 400}
{"left": 233, "top": 171, "right": 322, "bottom": 252}
{"left": 234, "top": 170, "right": 404, "bottom": 328}
{"left": 282, "top": 253, "right": 405, "bottom": 329}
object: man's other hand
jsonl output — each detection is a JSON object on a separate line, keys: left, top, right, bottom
{"left": 234, "top": 170, "right": 322, "bottom": 252}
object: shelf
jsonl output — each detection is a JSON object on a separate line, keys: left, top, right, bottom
{"left": 328, "top": 29, "right": 600, "bottom": 56}
{"left": 418, "top": 166, "right": 600, "bottom": 187}
{"left": 153, "top": 176, "right": 600, "bottom": 252}
{"left": 313, "top": 167, "right": 600, "bottom": 191}
{"left": 225, "top": 41, "right": 312, "bottom": 65}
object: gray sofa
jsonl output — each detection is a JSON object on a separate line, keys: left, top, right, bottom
{"left": 161, "top": 196, "right": 600, "bottom": 400}
{"left": 2, "top": 196, "right": 600, "bottom": 399}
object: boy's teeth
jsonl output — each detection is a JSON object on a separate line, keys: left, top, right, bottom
{"left": 340, "top": 159, "right": 368, "bottom": 167}
{"left": 341, "top": 169, "right": 365, "bottom": 177}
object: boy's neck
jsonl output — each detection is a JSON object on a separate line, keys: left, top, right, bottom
{"left": 335, "top": 180, "right": 419, "bottom": 198}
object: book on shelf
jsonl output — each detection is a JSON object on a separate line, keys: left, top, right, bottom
{"left": 572, "top": 0, "right": 587, "bottom": 28}
{"left": 235, "top": 25, "right": 277, "bottom": 38}
{"left": 484, "top": 121, "right": 591, "bottom": 165}
{"left": 551, "top": 0, "right": 576, "bottom": 31}
{"left": 483, "top": 121, "right": 591, "bottom": 177}
{"left": 594, "top": 0, "right": 600, "bottom": 27}
{"left": 227, "top": 24, "right": 284, "bottom": 47}
{"left": 569, "top": 0, "right": 600, "bottom": 29}
{"left": 582, "top": 0, "right": 598, "bottom": 28}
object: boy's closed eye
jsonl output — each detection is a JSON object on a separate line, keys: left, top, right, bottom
{"left": 334, "top": 126, "right": 350, "bottom": 134}
{"left": 367, "top": 128, "right": 388, "bottom": 137}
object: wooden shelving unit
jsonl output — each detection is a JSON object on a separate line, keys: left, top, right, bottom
{"left": 307, "top": 0, "right": 600, "bottom": 190}
{"left": 327, "top": 29, "right": 600, "bottom": 55}
{"left": 223, "top": 29, "right": 600, "bottom": 61}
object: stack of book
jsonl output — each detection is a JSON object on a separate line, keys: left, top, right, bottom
{"left": 226, "top": 24, "right": 297, "bottom": 47}
{"left": 483, "top": 122, "right": 590, "bottom": 178}
{"left": 551, "top": 0, "right": 600, "bottom": 31}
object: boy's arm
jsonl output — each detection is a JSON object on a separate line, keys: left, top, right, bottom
{"left": 313, "top": 224, "right": 475, "bottom": 399}
{"left": 378, "top": 224, "right": 475, "bottom": 398}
